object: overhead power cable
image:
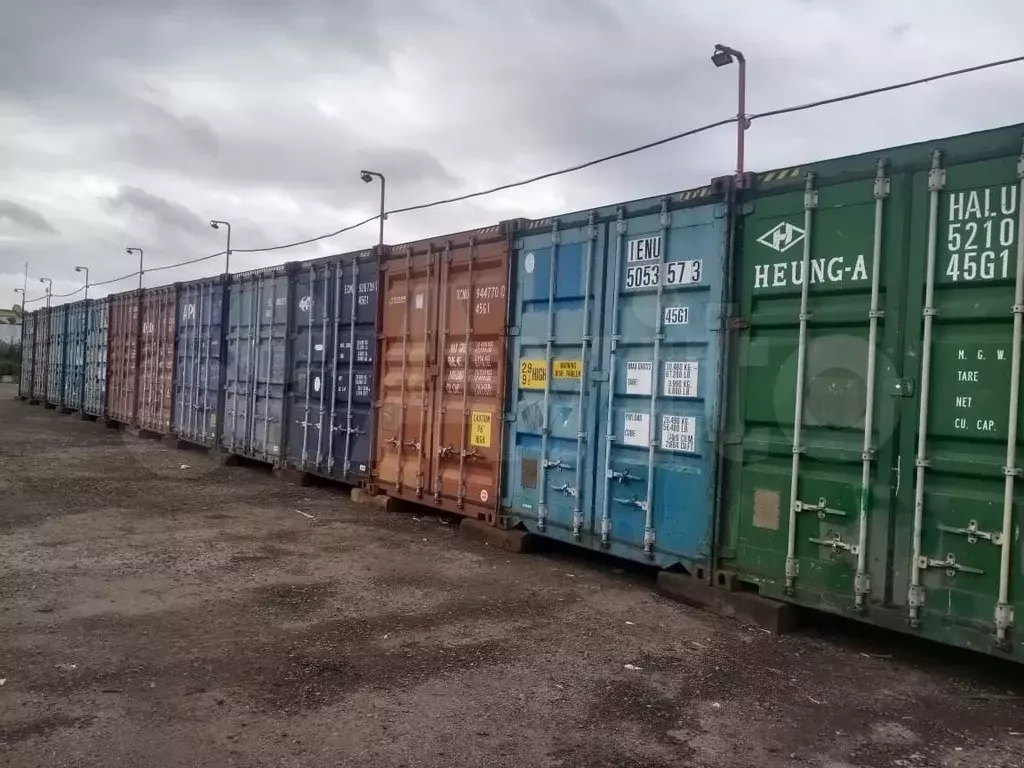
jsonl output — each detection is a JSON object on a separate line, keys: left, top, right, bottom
{"left": 20, "top": 52, "right": 1024, "bottom": 302}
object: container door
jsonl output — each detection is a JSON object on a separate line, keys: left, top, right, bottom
{"left": 899, "top": 150, "right": 1024, "bottom": 643}
{"left": 175, "top": 281, "right": 223, "bottom": 445}
{"left": 48, "top": 307, "right": 64, "bottom": 405}
{"left": 333, "top": 257, "right": 377, "bottom": 479}
{"left": 375, "top": 248, "right": 438, "bottom": 499}
{"left": 723, "top": 167, "right": 908, "bottom": 610}
{"left": 19, "top": 315, "right": 34, "bottom": 398}
{"left": 84, "top": 300, "right": 109, "bottom": 417}
{"left": 224, "top": 278, "right": 255, "bottom": 454}
{"left": 138, "top": 288, "right": 177, "bottom": 434}
{"left": 287, "top": 264, "right": 334, "bottom": 472}
{"left": 505, "top": 219, "right": 606, "bottom": 538}
{"left": 108, "top": 294, "right": 140, "bottom": 424}
{"left": 433, "top": 238, "right": 510, "bottom": 522}
{"left": 593, "top": 202, "right": 726, "bottom": 567}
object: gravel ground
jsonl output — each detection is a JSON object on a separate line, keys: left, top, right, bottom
{"left": 2, "top": 383, "right": 1023, "bottom": 768}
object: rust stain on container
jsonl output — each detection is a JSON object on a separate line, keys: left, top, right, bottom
{"left": 107, "top": 290, "right": 142, "bottom": 425}
{"left": 137, "top": 285, "right": 179, "bottom": 434}
{"left": 374, "top": 225, "right": 512, "bottom": 523}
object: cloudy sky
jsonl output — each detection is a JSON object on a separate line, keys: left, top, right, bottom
{"left": 3, "top": 0, "right": 1023, "bottom": 308}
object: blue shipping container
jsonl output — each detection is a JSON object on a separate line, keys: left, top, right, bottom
{"left": 61, "top": 300, "right": 90, "bottom": 412}
{"left": 284, "top": 251, "right": 377, "bottom": 482}
{"left": 222, "top": 266, "right": 292, "bottom": 462}
{"left": 47, "top": 304, "right": 68, "bottom": 407}
{"left": 503, "top": 189, "right": 728, "bottom": 568}
{"left": 84, "top": 298, "right": 109, "bottom": 418}
{"left": 19, "top": 312, "right": 36, "bottom": 399}
{"left": 174, "top": 277, "right": 226, "bottom": 447}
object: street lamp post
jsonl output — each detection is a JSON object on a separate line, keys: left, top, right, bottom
{"left": 126, "top": 247, "right": 144, "bottom": 290}
{"left": 14, "top": 287, "right": 25, "bottom": 311}
{"left": 39, "top": 277, "right": 53, "bottom": 308}
{"left": 711, "top": 43, "right": 748, "bottom": 178}
{"left": 209, "top": 220, "right": 232, "bottom": 274}
{"left": 75, "top": 266, "right": 90, "bottom": 300}
{"left": 360, "top": 170, "right": 386, "bottom": 248}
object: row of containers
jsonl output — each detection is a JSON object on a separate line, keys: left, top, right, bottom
{"left": 17, "top": 123, "right": 1024, "bottom": 662}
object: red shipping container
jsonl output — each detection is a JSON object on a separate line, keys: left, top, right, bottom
{"left": 137, "top": 285, "right": 179, "bottom": 434}
{"left": 107, "top": 290, "right": 141, "bottom": 425}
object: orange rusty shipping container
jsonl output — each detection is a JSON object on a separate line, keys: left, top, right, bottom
{"left": 373, "top": 224, "right": 514, "bottom": 523}
{"left": 137, "top": 284, "right": 179, "bottom": 434}
{"left": 107, "top": 290, "right": 142, "bottom": 425}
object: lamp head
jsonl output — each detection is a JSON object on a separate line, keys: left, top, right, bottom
{"left": 210, "top": 220, "right": 220, "bottom": 230}
{"left": 360, "top": 171, "right": 374, "bottom": 184}
{"left": 711, "top": 44, "right": 734, "bottom": 67}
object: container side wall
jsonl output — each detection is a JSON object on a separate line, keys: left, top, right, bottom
{"left": 173, "top": 279, "right": 225, "bottom": 447}
{"left": 19, "top": 313, "right": 36, "bottom": 398}
{"left": 31, "top": 309, "right": 50, "bottom": 401}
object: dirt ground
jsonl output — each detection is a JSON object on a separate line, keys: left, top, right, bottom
{"left": 1, "top": 384, "right": 1023, "bottom": 768}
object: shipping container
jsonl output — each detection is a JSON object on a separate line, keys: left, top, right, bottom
{"left": 107, "top": 290, "right": 141, "bottom": 425}
{"left": 31, "top": 307, "right": 51, "bottom": 403}
{"left": 374, "top": 226, "right": 512, "bottom": 522}
{"left": 137, "top": 284, "right": 179, "bottom": 435}
{"left": 173, "top": 276, "right": 226, "bottom": 448}
{"left": 719, "top": 123, "right": 1024, "bottom": 659}
{"left": 83, "top": 297, "right": 110, "bottom": 418}
{"left": 284, "top": 251, "right": 377, "bottom": 482}
{"left": 59, "top": 300, "right": 90, "bottom": 412}
{"left": 503, "top": 190, "right": 729, "bottom": 568}
{"left": 18, "top": 311, "right": 36, "bottom": 399}
{"left": 46, "top": 304, "right": 67, "bottom": 407}
{"left": 222, "top": 265, "right": 293, "bottom": 462}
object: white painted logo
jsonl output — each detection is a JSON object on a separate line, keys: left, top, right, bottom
{"left": 480, "top": 489, "right": 489, "bottom": 502}
{"left": 757, "top": 222, "right": 805, "bottom": 253}
{"left": 299, "top": 295, "right": 312, "bottom": 313}
{"left": 313, "top": 376, "right": 321, "bottom": 393}
{"left": 182, "top": 303, "right": 196, "bottom": 321}
{"left": 524, "top": 252, "right": 535, "bottom": 274}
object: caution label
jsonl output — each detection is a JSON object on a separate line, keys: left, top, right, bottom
{"left": 553, "top": 360, "right": 582, "bottom": 379}
{"left": 519, "top": 359, "right": 547, "bottom": 390}
{"left": 470, "top": 411, "right": 492, "bottom": 448}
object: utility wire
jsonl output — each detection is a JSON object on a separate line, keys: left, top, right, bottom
{"left": 20, "top": 52, "right": 1024, "bottom": 300}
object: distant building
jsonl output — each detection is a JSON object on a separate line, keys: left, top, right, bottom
{"left": 0, "top": 306, "right": 22, "bottom": 346}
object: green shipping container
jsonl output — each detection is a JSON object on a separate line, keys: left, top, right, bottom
{"left": 720, "top": 123, "right": 1024, "bottom": 659}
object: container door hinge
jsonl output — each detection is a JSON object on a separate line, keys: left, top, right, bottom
{"left": 590, "top": 370, "right": 609, "bottom": 383}
{"left": 503, "top": 411, "right": 516, "bottom": 423}
{"left": 506, "top": 326, "right": 520, "bottom": 337}
{"left": 907, "top": 584, "right": 926, "bottom": 610}
{"left": 728, "top": 317, "right": 750, "bottom": 331}
{"left": 995, "top": 602, "right": 1015, "bottom": 631}
{"left": 890, "top": 378, "right": 915, "bottom": 397}
{"left": 785, "top": 556, "right": 799, "bottom": 579}
{"left": 854, "top": 572, "right": 871, "bottom": 597}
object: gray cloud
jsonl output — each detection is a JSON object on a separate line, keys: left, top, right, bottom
{"left": 0, "top": 200, "right": 57, "bottom": 234}
{"left": 103, "top": 186, "right": 207, "bottom": 235}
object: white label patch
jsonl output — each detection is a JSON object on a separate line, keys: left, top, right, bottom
{"left": 524, "top": 252, "right": 535, "bottom": 274}
{"left": 480, "top": 489, "right": 489, "bottom": 502}
{"left": 624, "top": 264, "right": 660, "bottom": 290}
{"left": 623, "top": 412, "right": 651, "bottom": 447}
{"left": 663, "top": 306, "right": 689, "bottom": 325}
{"left": 625, "top": 362, "right": 653, "bottom": 395}
{"left": 627, "top": 235, "right": 661, "bottom": 263}
{"left": 664, "top": 361, "right": 698, "bottom": 398}
{"left": 414, "top": 293, "right": 424, "bottom": 310}
{"left": 313, "top": 376, "right": 321, "bottom": 393}
{"left": 664, "top": 259, "right": 702, "bottom": 285}
{"left": 661, "top": 415, "right": 696, "bottom": 453}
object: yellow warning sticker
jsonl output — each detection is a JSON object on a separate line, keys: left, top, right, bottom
{"left": 470, "top": 411, "right": 492, "bottom": 448}
{"left": 553, "top": 360, "right": 582, "bottom": 379}
{"left": 519, "top": 359, "right": 547, "bottom": 390}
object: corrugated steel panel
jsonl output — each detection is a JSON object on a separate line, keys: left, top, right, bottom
{"left": 720, "top": 122, "right": 1024, "bottom": 660}
{"left": 61, "top": 300, "right": 90, "bottom": 411}
{"left": 285, "top": 251, "right": 377, "bottom": 482}
{"left": 19, "top": 312, "right": 36, "bottom": 399}
{"left": 173, "top": 277, "right": 226, "bottom": 447}
{"left": 222, "top": 265, "right": 293, "bottom": 462}
{"left": 46, "top": 305, "right": 67, "bottom": 406}
{"left": 137, "top": 285, "right": 178, "bottom": 434}
{"left": 504, "top": 194, "right": 728, "bottom": 568}
{"left": 31, "top": 308, "right": 50, "bottom": 402}
{"left": 84, "top": 298, "right": 109, "bottom": 418}
{"left": 108, "top": 290, "right": 141, "bottom": 425}
{"left": 374, "top": 227, "right": 511, "bottom": 522}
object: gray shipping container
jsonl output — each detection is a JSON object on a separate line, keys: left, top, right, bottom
{"left": 19, "top": 312, "right": 36, "bottom": 399}
{"left": 46, "top": 304, "right": 67, "bottom": 407}
{"left": 84, "top": 298, "right": 109, "bottom": 418}
{"left": 284, "top": 251, "right": 377, "bottom": 482}
{"left": 61, "top": 300, "right": 90, "bottom": 412}
{"left": 174, "top": 276, "right": 226, "bottom": 447}
{"left": 222, "top": 265, "right": 294, "bottom": 462}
